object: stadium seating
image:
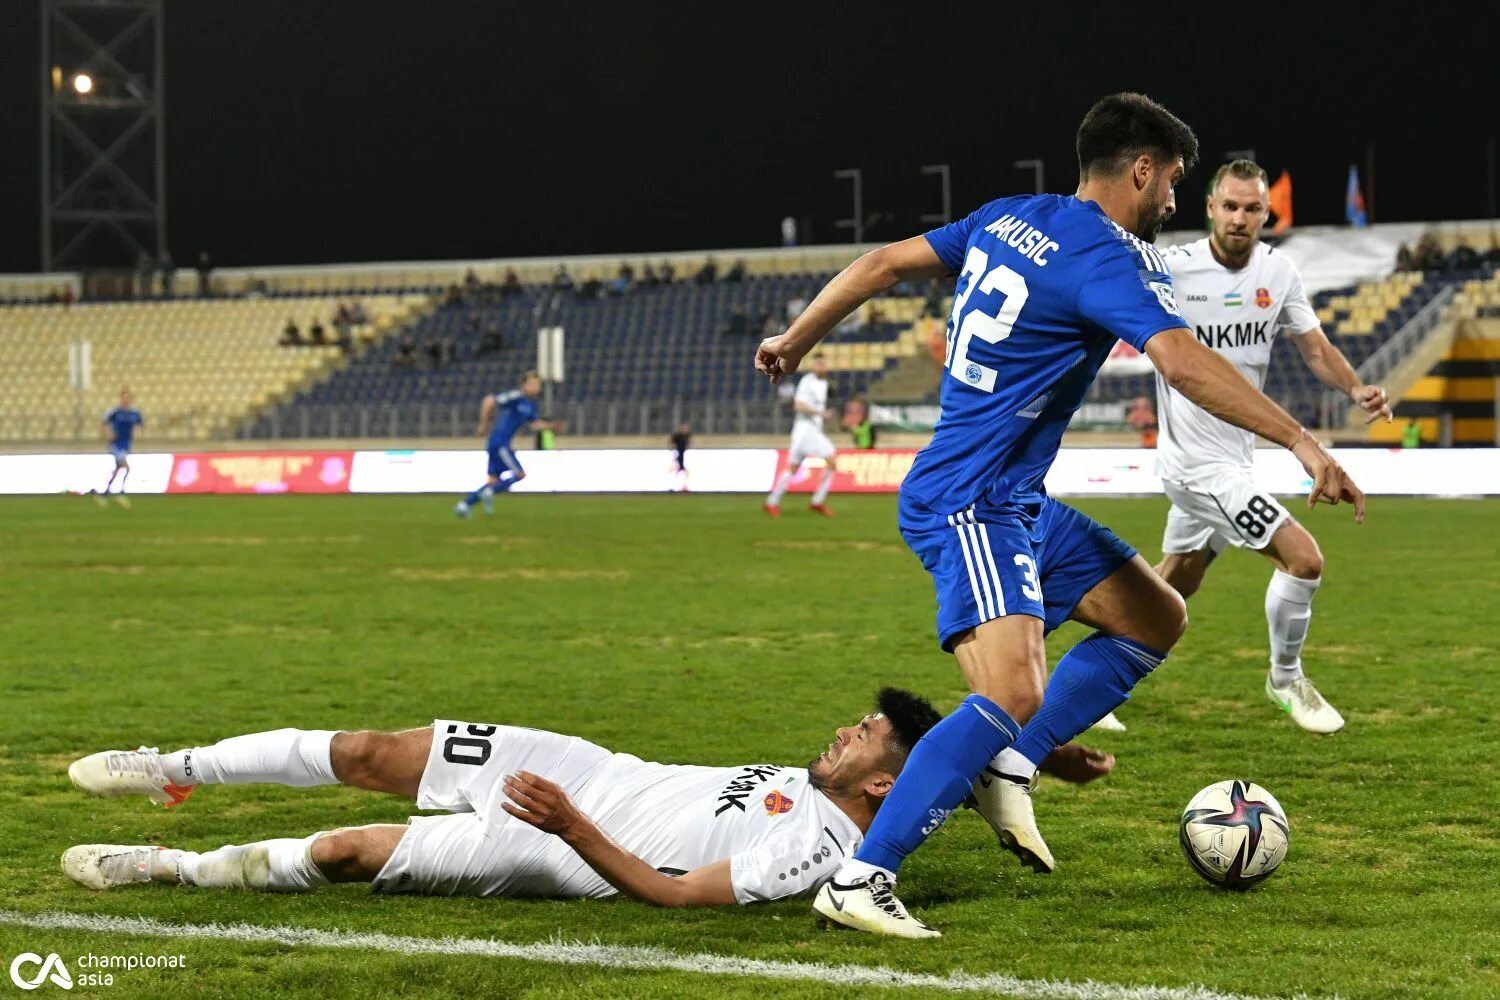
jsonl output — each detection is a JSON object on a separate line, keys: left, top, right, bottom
{"left": 0, "top": 295, "right": 426, "bottom": 442}
{"left": 245, "top": 277, "right": 941, "bottom": 438}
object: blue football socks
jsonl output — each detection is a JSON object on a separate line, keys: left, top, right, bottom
{"left": 853, "top": 694, "right": 1020, "bottom": 874}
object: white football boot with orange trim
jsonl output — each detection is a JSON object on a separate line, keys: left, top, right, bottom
{"left": 68, "top": 747, "right": 196, "bottom": 808}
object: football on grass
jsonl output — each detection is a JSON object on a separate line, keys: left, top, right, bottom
{"left": 1180, "top": 779, "right": 1290, "bottom": 888}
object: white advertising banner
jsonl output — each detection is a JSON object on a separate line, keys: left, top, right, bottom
{"left": 0, "top": 448, "right": 1496, "bottom": 497}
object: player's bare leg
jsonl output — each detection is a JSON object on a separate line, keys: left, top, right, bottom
{"left": 809, "top": 454, "right": 836, "bottom": 516}
{"left": 765, "top": 459, "right": 801, "bottom": 516}
{"left": 951, "top": 616, "right": 1054, "bottom": 872}
{"left": 1039, "top": 742, "right": 1115, "bottom": 783}
{"left": 1259, "top": 520, "right": 1341, "bottom": 732}
{"left": 988, "top": 556, "right": 1186, "bottom": 869}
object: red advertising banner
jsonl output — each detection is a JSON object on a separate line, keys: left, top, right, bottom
{"left": 167, "top": 452, "right": 354, "bottom": 494}
{"left": 775, "top": 448, "right": 918, "bottom": 493}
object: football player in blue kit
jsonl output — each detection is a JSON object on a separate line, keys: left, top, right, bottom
{"left": 96, "top": 389, "right": 144, "bottom": 508}
{"left": 454, "top": 371, "right": 562, "bottom": 518}
{"left": 754, "top": 93, "right": 1365, "bottom": 938}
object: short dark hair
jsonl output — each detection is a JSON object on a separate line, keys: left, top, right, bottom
{"left": 876, "top": 687, "right": 942, "bottom": 765}
{"left": 1208, "top": 158, "right": 1269, "bottom": 197}
{"left": 1076, "top": 93, "right": 1199, "bottom": 181}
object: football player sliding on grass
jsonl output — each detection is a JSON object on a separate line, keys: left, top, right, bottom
{"left": 63, "top": 693, "right": 1112, "bottom": 909}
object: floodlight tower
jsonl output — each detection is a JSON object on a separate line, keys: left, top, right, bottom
{"left": 39, "top": 0, "right": 167, "bottom": 272}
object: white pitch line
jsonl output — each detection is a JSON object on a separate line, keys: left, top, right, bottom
{"left": 0, "top": 909, "right": 1322, "bottom": 1000}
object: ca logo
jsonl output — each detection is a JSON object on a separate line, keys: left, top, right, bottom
{"left": 8, "top": 953, "right": 73, "bottom": 991}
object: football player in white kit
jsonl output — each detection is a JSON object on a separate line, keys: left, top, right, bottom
{"left": 765, "top": 355, "right": 838, "bottom": 517}
{"left": 1147, "top": 159, "right": 1391, "bottom": 733}
{"left": 59, "top": 690, "right": 946, "bottom": 915}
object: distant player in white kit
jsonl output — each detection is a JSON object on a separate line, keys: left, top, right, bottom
{"left": 1149, "top": 159, "right": 1391, "bottom": 733}
{"left": 765, "top": 354, "right": 837, "bottom": 517}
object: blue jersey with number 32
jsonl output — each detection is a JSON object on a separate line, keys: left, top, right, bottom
{"left": 902, "top": 194, "right": 1185, "bottom": 514}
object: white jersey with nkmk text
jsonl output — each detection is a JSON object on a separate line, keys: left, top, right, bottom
{"left": 793, "top": 372, "right": 829, "bottom": 433}
{"left": 1155, "top": 239, "right": 1320, "bottom": 483}
{"left": 580, "top": 755, "right": 862, "bottom": 903}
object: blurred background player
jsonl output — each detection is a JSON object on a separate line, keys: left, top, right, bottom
{"left": 764, "top": 355, "right": 837, "bottom": 517}
{"left": 454, "top": 371, "right": 562, "bottom": 518}
{"left": 61, "top": 689, "right": 942, "bottom": 913}
{"left": 670, "top": 422, "right": 691, "bottom": 492}
{"left": 1145, "top": 159, "right": 1392, "bottom": 734}
{"left": 94, "top": 389, "right": 143, "bottom": 508}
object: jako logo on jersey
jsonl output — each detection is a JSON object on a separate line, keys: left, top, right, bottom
{"left": 1223, "top": 291, "right": 1244, "bottom": 308}
{"left": 1194, "top": 322, "right": 1271, "bottom": 348}
{"left": 920, "top": 807, "right": 953, "bottom": 837}
{"left": 763, "top": 790, "right": 795, "bottom": 816}
{"left": 981, "top": 215, "right": 1060, "bottom": 266}
{"left": 10, "top": 952, "right": 73, "bottom": 991}
{"left": 1255, "top": 287, "right": 1273, "bottom": 309}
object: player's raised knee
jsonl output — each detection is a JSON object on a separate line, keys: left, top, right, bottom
{"left": 330, "top": 730, "right": 396, "bottom": 787}
{"left": 309, "top": 827, "right": 387, "bottom": 882}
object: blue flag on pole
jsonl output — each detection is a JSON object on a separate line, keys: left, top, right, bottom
{"left": 1345, "top": 165, "right": 1368, "bottom": 227}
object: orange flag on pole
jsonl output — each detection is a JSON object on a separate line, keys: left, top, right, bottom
{"left": 1268, "top": 170, "right": 1293, "bottom": 234}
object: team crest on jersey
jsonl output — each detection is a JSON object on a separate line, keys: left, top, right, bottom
{"left": 763, "top": 790, "right": 795, "bottom": 816}
{"left": 1255, "top": 287, "right": 1273, "bottom": 309}
{"left": 1223, "top": 291, "right": 1244, "bottom": 308}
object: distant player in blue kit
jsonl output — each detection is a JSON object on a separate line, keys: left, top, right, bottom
{"left": 454, "top": 371, "right": 562, "bottom": 517}
{"left": 96, "top": 389, "right": 144, "bottom": 508}
{"left": 754, "top": 93, "right": 1365, "bottom": 938}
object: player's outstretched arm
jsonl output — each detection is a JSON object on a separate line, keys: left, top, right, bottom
{"left": 1146, "top": 328, "right": 1365, "bottom": 521}
{"left": 502, "top": 771, "right": 736, "bottom": 907}
{"left": 755, "top": 236, "right": 950, "bottom": 383}
{"left": 474, "top": 394, "right": 497, "bottom": 437}
{"left": 1294, "top": 327, "right": 1392, "bottom": 423}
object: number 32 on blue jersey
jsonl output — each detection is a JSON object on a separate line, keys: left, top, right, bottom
{"left": 944, "top": 247, "right": 1029, "bottom": 394}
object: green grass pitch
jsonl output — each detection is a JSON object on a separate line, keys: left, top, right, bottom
{"left": 1, "top": 493, "right": 1496, "bottom": 999}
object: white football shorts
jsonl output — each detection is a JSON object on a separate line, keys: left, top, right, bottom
{"left": 1161, "top": 472, "right": 1292, "bottom": 555}
{"left": 788, "top": 426, "right": 836, "bottom": 465}
{"left": 370, "top": 721, "right": 614, "bottom": 899}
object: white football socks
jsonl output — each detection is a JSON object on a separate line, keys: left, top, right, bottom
{"left": 1266, "top": 570, "right": 1320, "bottom": 688}
{"left": 991, "top": 746, "right": 1038, "bottom": 778}
{"left": 162, "top": 729, "right": 339, "bottom": 787}
{"left": 837, "top": 858, "right": 896, "bottom": 885}
{"left": 811, "top": 466, "right": 835, "bottom": 504}
{"left": 767, "top": 469, "right": 795, "bottom": 505}
{"left": 176, "top": 835, "right": 329, "bottom": 892}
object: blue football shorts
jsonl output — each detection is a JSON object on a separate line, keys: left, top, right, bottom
{"left": 898, "top": 495, "right": 1136, "bottom": 650}
{"left": 486, "top": 444, "right": 523, "bottom": 478}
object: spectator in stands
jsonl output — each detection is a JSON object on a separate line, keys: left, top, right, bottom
{"left": 464, "top": 268, "right": 483, "bottom": 296}
{"left": 309, "top": 317, "right": 327, "bottom": 346}
{"left": 785, "top": 291, "right": 809, "bottom": 322}
{"left": 280, "top": 318, "right": 302, "bottom": 347}
{"left": 725, "top": 259, "right": 747, "bottom": 282}
{"left": 1448, "top": 237, "right": 1481, "bottom": 273}
{"left": 552, "top": 265, "right": 575, "bottom": 291}
{"left": 1126, "top": 396, "right": 1158, "bottom": 448}
{"left": 695, "top": 257, "right": 718, "bottom": 284}
{"left": 196, "top": 251, "right": 213, "bottom": 298}
{"left": 723, "top": 304, "right": 750, "bottom": 337}
{"left": 157, "top": 253, "right": 175, "bottom": 298}
{"left": 1396, "top": 243, "right": 1417, "bottom": 272}
{"left": 135, "top": 250, "right": 154, "bottom": 299}
{"left": 1486, "top": 234, "right": 1500, "bottom": 267}
{"left": 579, "top": 273, "right": 603, "bottom": 299}
{"left": 640, "top": 264, "right": 659, "bottom": 289}
{"left": 392, "top": 337, "right": 416, "bottom": 368}
{"left": 445, "top": 283, "right": 464, "bottom": 306}
{"left": 424, "top": 338, "right": 444, "bottom": 368}
{"left": 1415, "top": 234, "right": 1445, "bottom": 271}
{"left": 922, "top": 279, "right": 946, "bottom": 318}
{"left": 609, "top": 262, "right": 634, "bottom": 297}
{"left": 479, "top": 321, "right": 505, "bottom": 355}
{"left": 348, "top": 299, "right": 369, "bottom": 324}
{"left": 501, "top": 267, "right": 523, "bottom": 297}
{"left": 659, "top": 261, "right": 676, "bottom": 285}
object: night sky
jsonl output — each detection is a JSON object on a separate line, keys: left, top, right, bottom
{"left": 1, "top": 3, "right": 1493, "bottom": 273}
